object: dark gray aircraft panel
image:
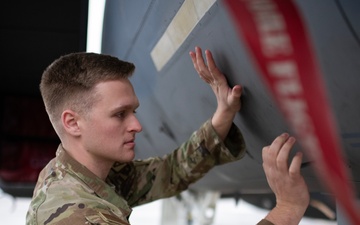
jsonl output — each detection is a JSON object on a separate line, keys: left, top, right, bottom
{"left": 295, "top": 0, "right": 360, "bottom": 184}
{"left": 337, "top": 0, "right": 360, "bottom": 40}
{"left": 102, "top": 0, "right": 360, "bottom": 197}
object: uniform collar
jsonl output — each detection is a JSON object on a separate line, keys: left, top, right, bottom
{"left": 55, "top": 145, "right": 132, "bottom": 216}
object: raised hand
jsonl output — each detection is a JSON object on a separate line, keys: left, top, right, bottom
{"left": 189, "top": 46, "right": 242, "bottom": 140}
{"left": 262, "top": 133, "right": 310, "bottom": 225}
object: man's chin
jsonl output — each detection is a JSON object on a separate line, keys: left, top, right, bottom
{"left": 117, "top": 152, "right": 135, "bottom": 163}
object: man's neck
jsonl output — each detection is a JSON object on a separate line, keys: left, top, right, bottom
{"left": 61, "top": 142, "right": 113, "bottom": 180}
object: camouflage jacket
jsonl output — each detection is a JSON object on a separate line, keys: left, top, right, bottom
{"left": 26, "top": 119, "right": 246, "bottom": 225}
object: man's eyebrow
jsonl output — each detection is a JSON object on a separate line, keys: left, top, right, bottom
{"left": 110, "top": 103, "right": 139, "bottom": 113}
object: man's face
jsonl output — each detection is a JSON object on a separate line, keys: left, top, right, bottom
{"left": 79, "top": 79, "right": 142, "bottom": 164}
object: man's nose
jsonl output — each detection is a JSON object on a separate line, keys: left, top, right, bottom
{"left": 130, "top": 115, "right": 142, "bottom": 133}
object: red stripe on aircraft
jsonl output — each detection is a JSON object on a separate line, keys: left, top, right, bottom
{"left": 224, "top": 0, "right": 360, "bottom": 224}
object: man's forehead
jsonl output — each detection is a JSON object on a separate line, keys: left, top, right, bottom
{"left": 92, "top": 80, "right": 139, "bottom": 106}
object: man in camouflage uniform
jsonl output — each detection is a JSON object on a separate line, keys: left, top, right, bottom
{"left": 26, "top": 47, "right": 309, "bottom": 225}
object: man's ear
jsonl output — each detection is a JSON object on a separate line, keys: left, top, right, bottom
{"left": 61, "top": 109, "right": 81, "bottom": 136}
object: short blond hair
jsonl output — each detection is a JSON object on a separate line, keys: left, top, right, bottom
{"left": 40, "top": 52, "right": 135, "bottom": 135}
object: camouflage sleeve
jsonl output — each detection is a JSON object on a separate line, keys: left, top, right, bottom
{"left": 28, "top": 206, "right": 130, "bottom": 225}
{"left": 108, "top": 119, "right": 246, "bottom": 207}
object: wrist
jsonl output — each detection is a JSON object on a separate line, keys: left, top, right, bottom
{"left": 265, "top": 203, "right": 307, "bottom": 225}
{"left": 211, "top": 109, "right": 236, "bottom": 140}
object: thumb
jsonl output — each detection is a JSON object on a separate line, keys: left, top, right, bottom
{"left": 229, "top": 85, "right": 242, "bottom": 111}
{"left": 231, "top": 85, "right": 242, "bottom": 98}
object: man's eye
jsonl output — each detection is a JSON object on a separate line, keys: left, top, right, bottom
{"left": 117, "top": 112, "right": 126, "bottom": 118}
{"left": 116, "top": 110, "right": 136, "bottom": 118}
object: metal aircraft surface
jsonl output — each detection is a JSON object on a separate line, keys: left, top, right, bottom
{"left": 100, "top": 0, "right": 360, "bottom": 223}
{"left": 1, "top": 0, "right": 359, "bottom": 223}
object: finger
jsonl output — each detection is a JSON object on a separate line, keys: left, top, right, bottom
{"left": 189, "top": 51, "right": 200, "bottom": 72}
{"left": 262, "top": 145, "right": 271, "bottom": 167}
{"left": 195, "top": 47, "right": 207, "bottom": 73}
{"left": 205, "top": 50, "right": 229, "bottom": 88}
{"left": 276, "top": 136, "right": 296, "bottom": 171}
{"left": 195, "top": 47, "right": 215, "bottom": 84}
{"left": 190, "top": 48, "right": 210, "bottom": 82}
{"left": 289, "top": 152, "right": 303, "bottom": 178}
{"left": 205, "top": 50, "right": 221, "bottom": 76}
{"left": 262, "top": 145, "right": 277, "bottom": 188}
{"left": 205, "top": 50, "right": 218, "bottom": 84}
{"left": 268, "top": 133, "right": 289, "bottom": 162}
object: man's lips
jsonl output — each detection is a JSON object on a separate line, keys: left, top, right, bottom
{"left": 124, "top": 139, "right": 135, "bottom": 148}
